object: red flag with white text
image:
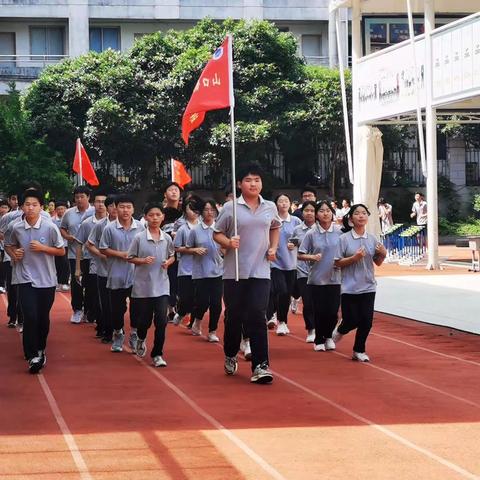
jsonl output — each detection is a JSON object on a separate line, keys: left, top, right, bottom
{"left": 73, "top": 138, "right": 99, "bottom": 186}
{"left": 182, "top": 36, "right": 232, "bottom": 145}
{"left": 172, "top": 159, "right": 192, "bottom": 188}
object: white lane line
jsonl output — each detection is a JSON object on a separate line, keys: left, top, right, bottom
{"left": 1, "top": 295, "right": 93, "bottom": 480}
{"left": 370, "top": 331, "right": 480, "bottom": 367}
{"left": 37, "top": 375, "right": 94, "bottom": 480}
{"left": 272, "top": 369, "right": 480, "bottom": 480}
{"left": 134, "top": 356, "right": 287, "bottom": 480}
{"left": 288, "top": 333, "right": 480, "bottom": 408}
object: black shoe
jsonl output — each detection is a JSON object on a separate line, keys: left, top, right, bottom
{"left": 7, "top": 319, "right": 16, "bottom": 328}
{"left": 28, "top": 356, "right": 43, "bottom": 374}
{"left": 101, "top": 336, "right": 112, "bottom": 344}
{"left": 250, "top": 362, "right": 273, "bottom": 384}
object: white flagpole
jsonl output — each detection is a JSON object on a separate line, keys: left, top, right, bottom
{"left": 76, "top": 138, "right": 84, "bottom": 186}
{"left": 227, "top": 34, "right": 239, "bottom": 282}
{"left": 171, "top": 158, "right": 175, "bottom": 182}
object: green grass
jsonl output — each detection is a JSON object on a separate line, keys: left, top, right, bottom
{"left": 438, "top": 217, "right": 480, "bottom": 236}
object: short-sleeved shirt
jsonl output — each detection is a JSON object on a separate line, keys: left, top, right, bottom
{"left": 186, "top": 222, "right": 223, "bottom": 279}
{"left": 213, "top": 195, "right": 282, "bottom": 280}
{"left": 292, "top": 222, "right": 313, "bottom": 278}
{"left": 60, "top": 206, "right": 94, "bottom": 259}
{"left": 271, "top": 214, "right": 302, "bottom": 271}
{"left": 52, "top": 216, "right": 68, "bottom": 247}
{"left": 87, "top": 217, "right": 112, "bottom": 278}
{"left": 5, "top": 217, "right": 64, "bottom": 288}
{"left": 299, "top": 223, "right": 342, "bottom": 286}
{"left": 128, "top": 229, "right": 174, "bottom": 298}
{"left": 75, "top": 215, "right": 105, "bottom": 274}
{"left": 411, "top": 200, "right": 427, "bottom": 225}
{"left": 99, "top": 218, "right": 145, "bottom": 290}
{"left": 174, "top": 222, "right": 197, "bottom": 277}
{"left": 335, "top": 230, "right": 379, "bottom": 294}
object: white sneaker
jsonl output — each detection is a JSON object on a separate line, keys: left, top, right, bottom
{"left": 267, "top": 313, "right": 277, "bottom": 330}
{"left": 352, "top": 351, "right": 370, "bottom": 362}
{"left": 129, "top": 331, "right": 138, "bottom": 352}
{"left": 191, "top": 319, "right": 202, "bottom": 336}
{"left": 332, "top": 326, "right": 343, "bottom": 344}
{"left": 290, "top": 298, "right": 298, "bottom": 314}
{"left": 136, "top": 338, "right": 147, "bottom": 357}
{"left": 208, "top": 331, "right": 219, "bottom": 343}
{"left": 70, "top": 310, "right": 83, "bottom": 324}
{"left": 152, "top": 355, "right": 167, "bottom": 367}
{"left": 276, "top": 322, "right": 288, "bottom": 336}
{"left": 111, "top": 330, "right": 125, "bottom": 352}
{"left": 314, "top": 343, "right": 326, "bottom": 352}
{"left": 16, "top": 323, "right": 23, "bottom": 334}
{"left": 305, "top": 329, "right": 315, "bottom": 343}
{"left": 61, "top": 284, "right": 70, "bottom": 292}
{"left": 325, "top": 338, "right": 336, "bottom": 350}
{"left": 172, "top": 313, "right": 183, "bottom": 326}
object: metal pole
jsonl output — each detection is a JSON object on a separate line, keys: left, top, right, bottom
{"left": 335, "top": 10, "right": 353, "bottom": 185}
{"left": 77, "top": 138, "right": 84, "bottom": 186}
{"left": 425, "top": 0, "right": 440, "bottom": 269}
{"left": 227, "top": 34, "right": 239, "bottom": 281}
{"left": 350, "top": 0, "right": 362, "bottom": 187}
{"left": 171, "top": 158, "right": 174, "bottom": 182}
{"left": 406, "top": 0, "right": 427, "bottom": 177}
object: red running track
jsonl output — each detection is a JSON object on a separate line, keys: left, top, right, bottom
{"left": 1, "top": 291, "right": 480, "bottom": 480}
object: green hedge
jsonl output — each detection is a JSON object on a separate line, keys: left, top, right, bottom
{"left": 438, "top": 217, "right": 480, "bottom": 236}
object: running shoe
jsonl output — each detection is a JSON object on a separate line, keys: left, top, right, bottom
{"left": 267, "top": 313, "right": 277, "bottom": 330}
{"left": 352, "top": 351, "right": 370, "bottom": 362}
{"left": 250, "top": 362, "right": 273, "bottom": 384}
{"left": 243, "top": 340, "right": 252, "bottom": 360}
{"left": 332, "top": 326, "right": 343, "bottom": 344}
{"left": 224, "top": 356, "right": 238, "bottom": 375}
{"left": 16, "top": 323, "right": 23, "bottom": 334}
{"left": 325, "top": 338, "right": 336, "bottom": 350}
{"left": 61, "top": 284, "right": 70, "bottom": 292}
{"left": 28, "top": 356, "right": 43, "bottom": 374}
{"left": 111, "top": 330, "right": 124, "bottom": 352}
{"left": 152, "top": 355, "right": 167, "bottom": 367}
{"left": 7, "top": 318, "right": 16, "bottom": 328}
{"left": 129, "top": 331, "right": 138, "bottom": 352}
{"left": 207, "top": 331, "right": 219, "bottom": 343}
{"left": 70, "top": 310, "right": 83, "bottom": 324}
{"left": 0, "top": 286, "right": 5, "bottom": 294}
{"left": 172, "top": 313, "right": 183, "bottom": 326}
{"left": 191, "top": 319, "right": 202, "bottom": 336}
{"left": 276, "top": 322, "right": 288, "bottom": 336}
{"left": 305, "top": 329, "right": 315, "bottom": 343}
{"left": 136, "top": 338, "right": 147, "bottom": 358}
{"left": 314, "top": 343, "right": 326, "bottom": 352}
{"left": 290, "top": 298, "right": 298, "bottom": 313}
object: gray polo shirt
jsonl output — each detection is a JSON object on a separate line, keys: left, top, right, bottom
{"left": 174, "top": 222, "right": 197, "bottom": 277}
{"left": 292, "top": 222, "right": 313, "bottom": 279}
{"left": 335, "top": 230, "right": 379, "bottom": 294}
{"left": 214, "top": 195, "right": 282, "bottom": 280}
{"left": 75, "top": 215, "right": 105, "bottom": 274}
{"left": 6, "top": 217, "right": 64, "bottom": 288}
{"left": 299, "top": 223, "right": 342, "bottom": 286}
{"left": 271, "top": 214, "right": 302, "bottom": 271}
{"left": 99, "top": 218, "right": 144, "bottom": 289}
{"left": 53, "top": 216, "right": 68, "bottom": 247}
{"left": 128, "top": 229, "right": 174, "bottom": 298}
{"left": 87, "top": 217, "right": 111, "bottom": 278}
{"left": 186, "top": 222, "right": 223, "bottom": 279}
{"left": 60, "top": 205, "right": 94, "bottom": 259}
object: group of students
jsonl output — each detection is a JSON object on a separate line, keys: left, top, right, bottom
{"left": 2, "top": 163, "right": 387, "bottom": 383}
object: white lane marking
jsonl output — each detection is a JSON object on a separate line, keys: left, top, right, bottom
{"left": 272, "top": 369, "right": 480, "bottom": 480}
{"left": 370, "top": 331, "right": 480, "bottom": 367}
{"left": 135, "top": 356, "right": 287, "bottom": 480}
{"left": 1, "top": 294, "right": 93, "bottom": 479}
{"left": 288, "top": 333, "right": 480, "bottom": 408}
{"left": 38, "top": 375, "right": 94, "bottom": 480}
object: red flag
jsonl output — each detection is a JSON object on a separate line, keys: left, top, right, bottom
{"left": 172, "top": 159, "right": 192, "bottom": 188}
{"left": 73, "top": 138, "right": 99, "bottom": 186}
{"left": 182, "top": 36, "right": 233, "bottom": 145}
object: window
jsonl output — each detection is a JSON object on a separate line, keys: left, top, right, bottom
{"left": 30, "top": 27, "right": 64, "bottom": 59}
{"left": 89, "top": 27, "right": 120, "bottom": 52}
{"left": 302, "top": 35, "right": 322, "bottom": 57}
{"left": 0, "top": 32, "right": 15, "bottom": 67}
{"left": 277, "top": 27, "right": 290, "bottom": 33}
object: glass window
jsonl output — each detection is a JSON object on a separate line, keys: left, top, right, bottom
{"left": 89, "top": 27, "right": 120, "bottom": 52}
{"left": 0, "top": 32, "right": 15, "bottom": 67}
{"left": 30, "top": 27, "right": 64, "bottom": 58}
{"left": 302, "top": 35, "right": 322, "bottom": 57}
{"left": 369, "top": 23, "right": 387, "bottom": 44}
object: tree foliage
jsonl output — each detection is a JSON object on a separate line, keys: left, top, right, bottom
{"left": 0, "top": 83, "right": 72, "bottom": 198}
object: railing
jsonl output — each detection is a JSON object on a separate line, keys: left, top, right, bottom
{"left": 304, "top": 55, "right": 353, "bottom": 68}
{"left": 0, "top": 54, "right": 68, "bottom": 80}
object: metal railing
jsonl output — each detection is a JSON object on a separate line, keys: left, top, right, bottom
{"left": 466, "top": 147, "right": 480, "bottom": 186}
{"left": 0, "top": 54, "right": 68, "bottom": 79}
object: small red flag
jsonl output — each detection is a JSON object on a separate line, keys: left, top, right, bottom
{"left": 172, "top": 159, "right": 192, "bottom": 188}
{"left": 182, "top": 36, "right": 232, "bottom": 145}
{"left": 73, "top": 138, "right": 99, "bottom": 186}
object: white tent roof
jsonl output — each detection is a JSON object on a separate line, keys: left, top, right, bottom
{"left": 330, "top": 0, "right": 479, "bottom": 14}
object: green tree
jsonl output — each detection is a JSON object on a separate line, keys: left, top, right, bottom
{"left": 0, "top": 83, "right": 72, "bottom": 198}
